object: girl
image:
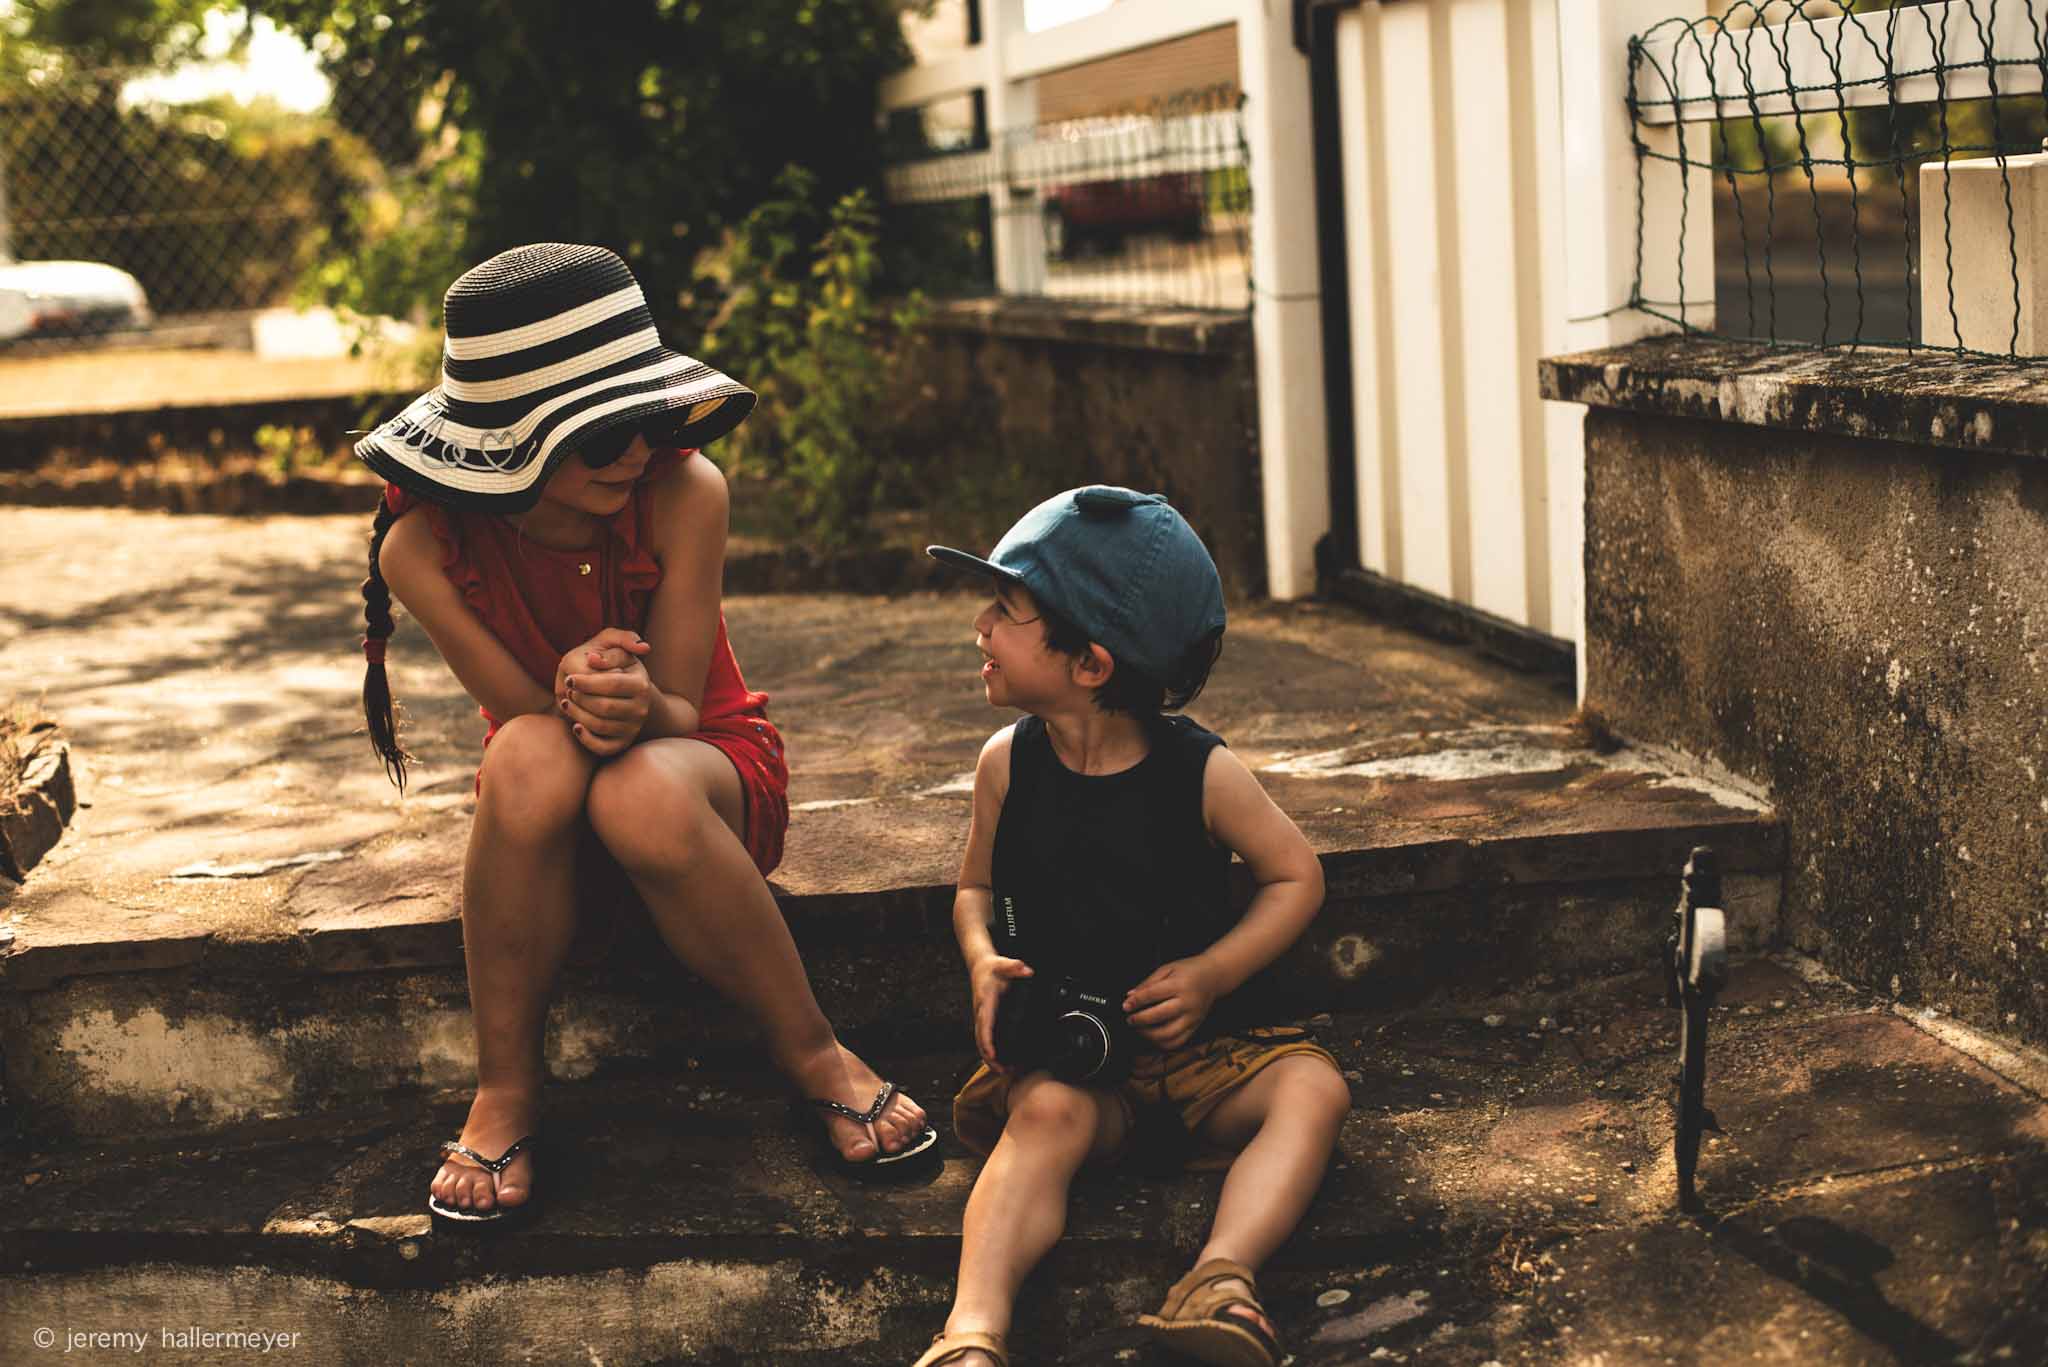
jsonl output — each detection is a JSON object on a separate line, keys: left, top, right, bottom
{"left": 354, "top": 243, "right": 936, "bottom": 1227}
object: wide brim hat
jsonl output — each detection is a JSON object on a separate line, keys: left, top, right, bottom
{"left": 354, "top": 243, "right": 756, "bottom": 512}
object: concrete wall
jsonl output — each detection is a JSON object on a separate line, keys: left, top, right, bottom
{"left": 901, "top": 297, "right": 1265, "bottom": 597}
{"left": 1544, "top": 339, "right": 2048, "bottom": 1048}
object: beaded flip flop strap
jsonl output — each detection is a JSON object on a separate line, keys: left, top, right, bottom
{"left": 439, "top": 1135, "right": 535, "bottom": 1175}
{"left": 808, "top": 1081, "right": 896, "bottom": 1126}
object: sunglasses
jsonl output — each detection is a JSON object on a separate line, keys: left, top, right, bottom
{"left": 574, "top": 416, "right": 683, "bottom": 469}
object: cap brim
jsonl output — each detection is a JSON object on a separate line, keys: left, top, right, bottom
{"left": 926, "top": 545, "right": 1022, "bottom": 582}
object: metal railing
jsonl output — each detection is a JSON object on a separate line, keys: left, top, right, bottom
{"left": 884, "top": 84, "right": 1250, "bottom": 310}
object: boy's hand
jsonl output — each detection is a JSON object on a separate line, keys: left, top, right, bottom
{"left": 970, "top": 955, "right": 1034, "bottom": 1071}
{"left": 1124, "top": 957, "right": 1221, "bottom": 1052}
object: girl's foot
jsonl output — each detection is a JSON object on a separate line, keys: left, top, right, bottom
{"left": 791, "top": 1042, "right": 930, "bottom": 1163}
{"left": 429, "top": 1085, "right": 539, "bottom": 1214}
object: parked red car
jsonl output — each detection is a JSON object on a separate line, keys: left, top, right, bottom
{"left": 1042, "top": 172, "right": 1207, "bottom": 258}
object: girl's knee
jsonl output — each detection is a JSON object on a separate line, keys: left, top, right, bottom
{"left": 477, "top": 716, "right": 591, "bottom": 831}
{"left": 586, "top": 754, "right": 721, "bottom": 873}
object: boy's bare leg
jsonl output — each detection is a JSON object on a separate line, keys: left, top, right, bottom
{"left": 1185, "top": 1055, "right": 1353, "bottom": 1335}
{"left": 433, "top": 716, "right": 595, "bottom": 1213}
{"left": 942, "top": 1074, "right": 1127, "bottom": 1363}
{"left": 588, "top": 738, "right": 928, "bottom": 1160}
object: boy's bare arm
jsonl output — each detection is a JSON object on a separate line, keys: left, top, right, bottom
{"left": 1125, "top": 746, "right": 1324, "bottom": 1048}
{"left": 956, "top": 726, "right": 1028, "bottom": 1067}
{"left": 1194, "top": 745, "right": 1325, "bottom": 991}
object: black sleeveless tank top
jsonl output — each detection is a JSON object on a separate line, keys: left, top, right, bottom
{"left": 990, "top": 713, "right": 1268, "bottom": 1038}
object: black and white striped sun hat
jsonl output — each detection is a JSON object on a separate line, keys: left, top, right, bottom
{"left": 354, "top": 243, "right": 756, "bottom": 511}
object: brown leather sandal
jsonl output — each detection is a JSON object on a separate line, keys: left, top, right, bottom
{"left": 909, "top": 1328, "right": 1008, "bottom": 1367}
{"left": 1135, "top": 1257, "right": 1279, "bottom": 1367}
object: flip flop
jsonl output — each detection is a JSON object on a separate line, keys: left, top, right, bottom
{"left": 1136, "top": 1257, "right": 1280, "bottom": 1367}
{"left": 910, "top": 1329, "right": 1007, "bottom": 1367}
{"left": 426, "top": 1135, "right": 540, "bottom": 1231}
{"left": 803, "top": 1080, "right": 940, "bottom": 1178}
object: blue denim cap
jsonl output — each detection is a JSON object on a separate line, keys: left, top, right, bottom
{"left": 927, "top": 485, "right": 1226, "bottom": 684}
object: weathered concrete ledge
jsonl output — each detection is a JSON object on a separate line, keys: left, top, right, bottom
{"left": 0, "top": 727, "right": 1783, "bottom": 1142}
{"left": 923, "top": 296, "right": 1249, "bottom": 356}
{"left": 1540, "top": 335, "right": 2048, "bottom": 462}
{"left": 0, "top": 727, "right": 1779, "bottom": 993}
{"left": 0, "top": 393, "right": 417, "bottom": 473}
{"left": 1553, "top": 337, "right": 2048, "bottom": 1049}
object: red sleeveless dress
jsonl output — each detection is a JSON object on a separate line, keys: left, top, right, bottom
{"left": 385, "top": 448, "right": 789, "bottom": 875}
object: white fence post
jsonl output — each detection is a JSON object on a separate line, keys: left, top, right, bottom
{"left": 1557, "top": 0, "right": 1715, "bottom": 343}
{"left": 1239, "top": 0, "right": 1329, "bottom": 601}
{"left": 1548, "top": 0, "right": 1714, "bottom": 697}
{"left": 984, "top": 0, "right": 1048, "bottom": 296}
{"left": 1919, "top": 151, "right": 2048, "bottom": 355}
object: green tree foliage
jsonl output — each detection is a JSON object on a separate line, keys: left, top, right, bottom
{"left": 7, "top": 0, "right": 221, "bottom": 71}
{"left": 705, "top": 165, "right": 927, "bottom": 544}
{"left": 12, "top": 0, "right": 921, "bottom": 330}
{"left": 241, "top": 0, "right": 915, "bottom": 336}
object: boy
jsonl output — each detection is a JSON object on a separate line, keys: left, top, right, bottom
{"left": 915, "top": 487, "right": 1350, "bottom": 1367}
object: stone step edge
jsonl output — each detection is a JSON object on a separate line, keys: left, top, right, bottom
{"left": 0, "top": 814, "right": 1781, "bottom": 993}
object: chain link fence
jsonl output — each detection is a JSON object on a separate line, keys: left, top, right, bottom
{"left": 0, "top": 62, "right": 419, "bottom": 350}
{"left": 882, "top": 83, "right": 1251, "bottom": 311}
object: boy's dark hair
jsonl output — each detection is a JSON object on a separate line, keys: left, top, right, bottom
{"left": 360, "top": 496, "right": 412, "bottom": 790}
{"left": 1039, "top": 601, "right": 1224, "bottom": 717}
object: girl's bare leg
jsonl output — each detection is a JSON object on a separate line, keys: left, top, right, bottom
{"left": 430, "top": 715, "right": 596, "bottom": 1212}
{"left": 1183, "top": 1054, "right": 1353, "bottom": 1336}
{"left": 587, "top": 737, "right": 928, "bottom": 1159}
{"left": 940, "top": 1074, "right": 1125, "bottom": 1364}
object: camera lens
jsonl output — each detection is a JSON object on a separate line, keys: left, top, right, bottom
{"left": 1051, "top": 1010, "right": 1114, "bottom": 1082}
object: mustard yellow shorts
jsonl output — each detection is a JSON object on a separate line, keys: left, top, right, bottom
{"left": 952, "top": 1026, "right": 1342, "bottom": 1172}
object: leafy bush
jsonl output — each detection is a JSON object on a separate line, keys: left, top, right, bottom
{"left": 706, "top": 166, "right": 926, "bottom": 545}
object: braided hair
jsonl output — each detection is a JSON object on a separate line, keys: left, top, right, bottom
{"left": 361, "top": 493, "right": 411, "bottom": 790}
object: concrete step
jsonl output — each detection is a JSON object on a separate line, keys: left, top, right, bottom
{"left": 1, "top": 725, "right": 1781, "bottom": 1144}
{"left": 5, "top": 962, "right": 2043, "bottom": 1366}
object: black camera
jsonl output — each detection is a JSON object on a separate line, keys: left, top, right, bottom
{"left": 991, "top": 974, "right": 1139, "bottom": 1084}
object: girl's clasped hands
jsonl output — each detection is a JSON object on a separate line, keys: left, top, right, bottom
{"left": 554, "top": 628, "right": 654, "bottom": 757}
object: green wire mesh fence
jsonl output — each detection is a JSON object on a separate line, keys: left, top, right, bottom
{"left": 1629, "top": 0, "right": 2048, "bottom": 357}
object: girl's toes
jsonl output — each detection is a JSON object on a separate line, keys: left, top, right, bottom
{"left": 840, "top": 1120, "right": 876, "bottom": 1161}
